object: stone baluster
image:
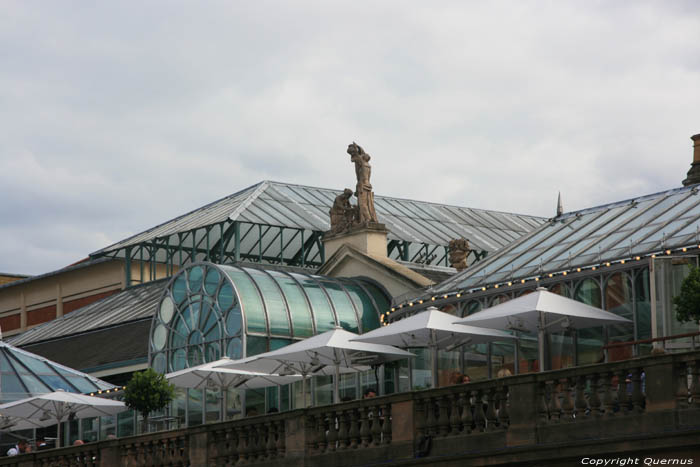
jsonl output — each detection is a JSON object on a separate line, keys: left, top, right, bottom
{"left": 498, "top": 385, "right": 509, "bottom": 428}
{"left": 574, "top": 375, "right": 588, "bottom": 419}
{"left": 460, "top": 391, "right": 473, "bottom": 433}
{"left": 602, "top": 372, "right": 615, "bottom": 416}
{"left": 276, "top": 420, "right": 286, "bottom": 457}
{"left": 360, "top": 406, "right": 371, "bottom": 447}
{"left": 561, "top": 378, "right": 575, "bottom": 421}
{"left": 349, "top": 409, "right": 360, "bottom": 449}
{"left": 538, "top": 382, "right": 549, "bottom": 424}
{"left": 266, "top": 421, "right": 277, "bottom": 458}
{"left": 328, "top": 410, "right": 339, "bottom": 451}
{"left": 337, "top": 409, "right": 349, "bottom": 449}
{"left": 225, "top": 427, "right": 236, "bottom": 465}
{"left": 317, "top": 413, "right": 328, "bottom": 453}
{"left": 238, "top": 424, "right": 249, "bottom": 463}
{"left": 381, "top": 404, "right": 392, "bottom": 444}
{"left": 305, "top": 415, "right": 317, "bottom": 454}
{"left": 414, "top": 399, "right": 426, "bottom": 440}
{"left": 485, "top": 387, "right": 498, "bottom": 431}
{"left": 370, "top": 405, "right": 382, "bottom": 445}
{"left": 615, "top": 370, "right": 628, "bottom": 413}
{"left": 631, "top": 367, "right": 645, "bottom": 412}
{"left": 473, "top": 390, "right": 486, "bottom": 432}
{"left": 425, "top": 397, "right": 438, "bottom": 436}
{"left": 588, "top": 373, "right": 602, "bottom": 417}
{"left": 450, "top": 393, "right": 462, "bottom": 434}
{"left": 549, "top": 381, "right": 563, "bottom": 423}
{"left": 252, "top": 424, "right": 262, "bottom": 461}
{"left": 437, "top": 396, "right": 450, "bottom": 436}
{"left": 179, "top": 434, "right": 189, "bottom": 466}
{"left": 676, "top": 362, "right": 689, "bottom": 409}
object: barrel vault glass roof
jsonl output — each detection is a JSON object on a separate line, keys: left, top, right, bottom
{"left": 430, "top": 185, "right": 700, "bottom": 294}
{"left": 150, "top": 262, "right": 392, "bottom": 373}
{"left": 0, "top": 341, "right": 114, "bottom": 403}
{"left": 92, "top": 181, "right": 545, "bottom": 258}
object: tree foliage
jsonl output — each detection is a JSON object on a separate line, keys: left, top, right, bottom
{"left": 673, "top": 266, "right": 700, "bottom": 325}
{"left": 123, "top": 368, "right": 175, "bottom": 420}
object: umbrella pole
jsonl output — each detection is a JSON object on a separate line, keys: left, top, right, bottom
{"left": 56, "top": 419, "right": 62, "bottom": 448}
{"left": 302, "top": 374, "right": 307, "bottom": 409}
{"left": 431, "top": 330, "right": 439, "bottom": 388}
{"left": 538, "top": 311, "right": 546, "bottom": 373}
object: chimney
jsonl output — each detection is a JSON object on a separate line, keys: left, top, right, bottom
{"left": 682, "top": 133, "right": 700, "bottom": 186}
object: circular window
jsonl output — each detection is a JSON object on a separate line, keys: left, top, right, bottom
{"left": 152, "top": 324, "right": 167, "bottom": 351}
{"left": 159, "top": 296, "right": 175, "bottom": 324}
{"left": 151, "top": 265, "right": 243, "bottom": 373}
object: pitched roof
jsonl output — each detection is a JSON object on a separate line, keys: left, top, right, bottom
{"left": 428, "top": 184, "right": 700, "bottom": 295}
{"left": 8, "top": 279, "right": 167, "bottom": 347}
{"left": 91, "top": 181, "right": 545, "bottom": 257}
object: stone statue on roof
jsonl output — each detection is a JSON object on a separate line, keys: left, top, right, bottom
{"left": 448, "top": 238, "right": 471, "bottom": 271}
{"left": 347, "top": 142, "right": 379, "bottom": 224}
{"left": 329, "top": 188, "right": 358, "bottom": 233}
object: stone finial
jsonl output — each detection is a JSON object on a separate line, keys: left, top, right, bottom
{"left": 556, "top": 192, "right": 564, "bottom": 217}
{"left": 682, "top": 133, "right": 700, "bottom": 186}
{"left": 448, "top": 238, "right": 471, "bottom": 271}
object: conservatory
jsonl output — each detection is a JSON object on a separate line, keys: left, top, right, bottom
{"left": 390, "top": 184, "right": 700, "bottom": 379}
{"left": 149, "top": 262, "right": 393, "bottom": 424}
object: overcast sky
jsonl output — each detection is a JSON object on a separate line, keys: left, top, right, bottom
{"left": 1, "top": 1, "right": 699, "bottom": 275}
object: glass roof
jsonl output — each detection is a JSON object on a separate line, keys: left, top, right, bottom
{"left": 431, "top": 185, "right": 700, "bottom": 294}
{"left": 0, "top": 341, "right": 114, "bottom": 403}
{"left": 92, "top": 180, "right": 545, "bottom": 258}
{"left": 149, "top": 262, "right": 390, "bottom": 373}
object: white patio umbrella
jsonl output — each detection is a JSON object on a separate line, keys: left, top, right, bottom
{"left": 454, "top": 287, "right": 632, "bottom": 372}
{"left": 217, "top": 326, "right": 414, "bottom": 405}
{"left": 0, "top": 391, "right": 126, "bottom": 447}
{"left": 166, "top": 357, "right": 301, "bottom": 418}
{"left": 351, "top": 307, "right": 517, "bottom": 387}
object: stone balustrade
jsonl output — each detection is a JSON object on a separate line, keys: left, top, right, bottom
{"left": 3, "top": 350, "right": 700, "bottom": 466}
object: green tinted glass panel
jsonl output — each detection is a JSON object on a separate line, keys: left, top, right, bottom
{"left": 65, "top": 376, "right": 99, "bottom": 393}
{"left": 218, "top": 283, "right": 235, "bottom": 310}
{"left": 205, "top": 343, "right": 221, "bottom": 362}
{"left": 246, "top": 268, "right": 290, "bottom": 337}
{"left": 187, "top": 346, "right": 203, "bottom": 367}
{"left": 172, "top": 275, "right": 187, "bottom": 304}
{"left": 270, "top": 338, "right": 292, "bottom": 351}
{"left": 246, "top": 336, "right": 268, "bottom": 356}
{"left": 227, "top": 338, "right": 243, "bottom": 359}
{"left": 188, "top": 266, "right": 203, "bottom": 292}
{"left": 189, "top": 330, "right": 203, "bottom": 346}
{"left": 171, "top": 330, "right": 186, "bottom": 348}
{"left": 1, "top": 373, "right": 26, "bottom": 401}
{"left": 226, "top": 304, "right": 242, "bottom": 336}
{"left": 204, "top": 268, "right": 220, "bottom": 296}
{"left": 342, "top": 282, "right": 380, "bottom": 333}
{"left": 11, "top": 352, "right": 53, "bottom": 375}
{"left": 268, "top": 271, "right": 313, "bottom": 337}
{"left": 318, "top": 279, "right": 358, "bottom": 333}
{"left": 34, "top": 374, "right": 69, "bottom": 392}
{"left": 172, "top": 349, "right": 186, "bottom": 371}
{"left": 0, "top": 353, "right": 15, "bottom": 372}
{"left": 289, "top": 273, "right": 336, "bottom": 332}
{"left": 360, "top": 282, "right": 391, "bottom": 315}
{"left": 221, "top": 268, "right": 267, "bottom": 333}
{"left": 153, "top": 353, "right": 167, "bottom": 374}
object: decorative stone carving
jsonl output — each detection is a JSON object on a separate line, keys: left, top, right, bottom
{"left": 448, "top": 238, "right": 471, "bottom": 271}
{"left": 347, "top": 142, "right": 379, "bottom": 224}
{"left": 329, "top": 188, "right": 358, "bottom": 234}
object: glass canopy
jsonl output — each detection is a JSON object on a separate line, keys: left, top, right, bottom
{"left": 431, "top": 185, "right": 700, "bottom": 294}
{"left": 149, "top": 262, "right": 391, "bottom": 374}
{"left": 0, "top": 341, "right": 114, "bottom": 403}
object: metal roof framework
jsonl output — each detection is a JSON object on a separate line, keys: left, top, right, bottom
{"left": 423, "top": 185, "right": 700, "bottom": 298}
{"left": 89, "top": 181, "right": 545, "bottom": 285}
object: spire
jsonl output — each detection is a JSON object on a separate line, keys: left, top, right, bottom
{"left": 556, "top": 192, "right": 563, "bottom": 217}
